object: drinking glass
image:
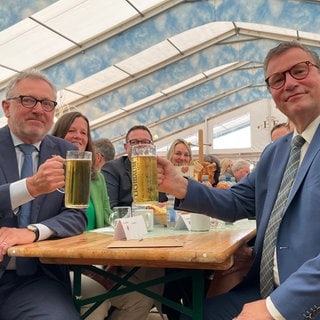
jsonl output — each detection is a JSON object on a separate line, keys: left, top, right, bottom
{"left": 132, "top": 208, "right": 154, "bottom": 232}
{"left": 108, "top": 206, "right": 132, "bottom": 228}
{"left": 131, "top": 144, "right": 158, "bottom": 205}
{"left": 64, "top": 150, "right": 92, "bottom": 208}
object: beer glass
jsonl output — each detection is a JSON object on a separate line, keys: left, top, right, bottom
{"left": 131, "top": 144, "right": 158, "bottom": 205}
{"left": 65, "top": 150, "right": 92, "bottom": 208}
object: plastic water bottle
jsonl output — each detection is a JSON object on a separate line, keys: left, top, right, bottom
{"left": 167, "top": 207, "right": 176, "bottom": 229}
{"left": 216, "top": 175, "right": 230, "bottom": 189}
{"left": 202, "top": 174, "right": 209, "bottom": 184}
{"left": 166, "top": 194, "right": 176, "bottom": 229}
{"left": 230, "top": 176, "right": 236, "bottom": 186}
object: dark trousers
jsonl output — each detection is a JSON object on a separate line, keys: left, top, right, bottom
{"left": 0, "top": 270, "right": 81, "bottom": 320}
{"left": 180, "top": 285, "right": 260, "bottom": 320}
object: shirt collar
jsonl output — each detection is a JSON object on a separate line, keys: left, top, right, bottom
{"left": 293, "top": 115, "right": 320, "bottom": 145}
{"left": 10, "top": 132, "right": 41, "bottom": 151}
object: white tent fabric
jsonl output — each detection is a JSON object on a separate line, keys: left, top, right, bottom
{"left": 1, "top": 0, "right": 320, "bottom": 158}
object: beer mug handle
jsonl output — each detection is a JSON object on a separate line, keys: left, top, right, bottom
{"left": 146, "top": 211, "right": 154, "bottom": 231}
{"left": 56, "top": 187, "right": 65, "bottom": 194}
{"left": 108, "top": 211, "right": 119, "bottom": 228}
{"left": 146, "top": 212, "right": 151, "bottom": 229}
{"left": 56, "top": 159, "right": 67, "bottom": 194}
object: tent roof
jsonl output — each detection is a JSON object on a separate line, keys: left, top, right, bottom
{"left": 1, "top": 0, "right": 320, "bottom": 156}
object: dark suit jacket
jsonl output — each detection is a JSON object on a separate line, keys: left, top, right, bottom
{"left": 101, "top": 155, "right": 167, "bottom": 208}
{"left": 178, "top": 127, "right": 320, "bottom": 319}
{"left": 101, "top": 156, "right": 132, "bottom": 208}
{"left": 0, "top": 126, "right": 87, "bottom": 284}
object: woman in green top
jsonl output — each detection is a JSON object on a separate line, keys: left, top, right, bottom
{"left": 53, "top": 112, "right": 113, "bottom": 319}
{"left": 52, "top": 111, "right": 111, "bottom": 229}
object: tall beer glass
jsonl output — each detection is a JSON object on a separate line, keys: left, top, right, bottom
{"left": 65, "top": 150, "right": 92, "bottom": 208}
{"left": 131, "top": 144, "right": 158, "bottom": 205}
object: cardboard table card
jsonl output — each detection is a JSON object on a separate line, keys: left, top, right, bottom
{"left": 114, "top": 215, "right": 147, "bottom": 240}
{"left": 175, "top": 214, "right": 191, "bottom": 230}
{"left": 108, "top": 238, "right": 184, "bottom": 248}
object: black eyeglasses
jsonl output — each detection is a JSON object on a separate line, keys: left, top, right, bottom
{"left": 265, "top": 61, "right": 319, "bottom": 90}
{"left": 7, "top": 95, "right": 57, "bottom": 112}
{"left": 127, "top": 139, "right": 152, "bottom": 146}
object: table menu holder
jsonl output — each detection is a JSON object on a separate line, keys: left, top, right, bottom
{"left": 114, "top": 215, "right": 147, "bottom": 240}
{"left": 175, "top": 214, "right": 191, "bottom": 230}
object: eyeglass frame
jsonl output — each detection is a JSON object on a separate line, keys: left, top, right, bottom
{"left": 96, "top": 152, "right": 105, "bottom": 158}
{"left": 126, "top": 139, "right": 152, "bottom": 146}
{"left": 265, "top": 61, "right": 319, "bottom": 90}
{"left": 7, "top": 95, "right": 58, "bottom": 112}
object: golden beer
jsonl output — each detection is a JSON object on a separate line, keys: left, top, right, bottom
{"left": 131, "top": 154, "right": 158, "bottom": 205}
{"left": 65, "top": 158, "right": 91, "bottom": 208}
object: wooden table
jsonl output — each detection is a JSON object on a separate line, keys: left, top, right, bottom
{"left": 8, "top": 219, "right": 256, "bottom": 319}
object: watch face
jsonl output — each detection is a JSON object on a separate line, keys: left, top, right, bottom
{"left": 27, "top": 225, "right": 36, "bottom": 231}
{"left": 27, "top": 225, "right": 39, "bottom": 241}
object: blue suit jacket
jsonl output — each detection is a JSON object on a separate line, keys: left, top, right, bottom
{"left": 0, "top": 126, "right": 87, "bottom": 284}
{"left": 179, "top": 127, "right": 320, "bottom": 318}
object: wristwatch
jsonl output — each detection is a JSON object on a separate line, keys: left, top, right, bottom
{"left": 27, "top": 224, "right": 39, "bottom": 242}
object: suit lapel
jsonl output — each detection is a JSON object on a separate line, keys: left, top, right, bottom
{"left": 31, "top": 136, "right": 59, "bottom": 223}
{"left": 38, "top": 136, "right": 57, "bottom": 166}
{"left": 0, "top": 126, "right": 20, "bottom": 182}
{"left": 262, "top": 135, "right": 292, "bottom": 222}
{"left": 286, "top": 125, "right": 320, "bottom": 208}
{"left": 124, "top": 156, "right": 132, "bottom": 183}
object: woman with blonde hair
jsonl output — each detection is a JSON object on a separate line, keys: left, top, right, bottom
{"left": 164, "top": 138, "right": 206, "bottom": 320}
{"left": 166, "top": 138, "right": 192, "bottom": 165}
{"left": 220, "top": 158, "right": 234, "bottom": 177}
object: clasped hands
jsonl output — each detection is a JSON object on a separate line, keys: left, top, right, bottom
{"left": 0, "top": 227, "right": 36, "bottom": 262}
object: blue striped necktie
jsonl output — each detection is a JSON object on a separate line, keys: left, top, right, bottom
{"left": 17, "top": 144, "right": 38, "bottom": 275}
{"left": 260, "top": 135, "right": 305, "bottom": 297}
{"left": 18, "top": 144, "right": 36, "bottom": 227}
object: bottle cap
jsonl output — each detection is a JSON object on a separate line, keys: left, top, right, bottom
{"left": 202, "top": 175, "right": 209, "bottom": 181}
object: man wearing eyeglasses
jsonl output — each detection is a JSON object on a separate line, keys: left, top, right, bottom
{"left": 157, "top": 41, "right": 320, "bottom": 320}
{"left": 101, "top": 125, "right": 154, "bottom": 208}
{"left": 101, "top": 125, "right": 164, "bottom": 320}
{"left": 0, "top": 70, "right": 87, "bottom": 319}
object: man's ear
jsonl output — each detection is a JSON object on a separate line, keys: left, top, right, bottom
{"left": 2, "top": 100, "right": 10, "bottom": 118}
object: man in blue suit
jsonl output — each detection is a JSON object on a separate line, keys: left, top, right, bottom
{"left": 0, "top": 70, "right": 87, "bottom": 319}
{"left": 157, "top": 41, "right": 320, "bottom": 319}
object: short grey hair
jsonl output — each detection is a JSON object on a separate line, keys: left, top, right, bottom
{"left": 232, "top": 159, "right": 250, "bottom": 172}
{"left": 93, "top": 138, "right": 115, "bottom": 161}
{"left": 5, "top": 69, "right": 57, "bottom": 99}
{"left": 264, "top": 41, "right": 320, "bottom": 74}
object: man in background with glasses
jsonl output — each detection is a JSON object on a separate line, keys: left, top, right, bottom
{"left": 101, "top": 125, "right": 164, "bottom": 320}
{"left": 157, "top": 41, "right": 320, "bottom": 319}
{"left": 102, "top": 125, "right": 154, "bottom": 209}
{"left": 0, "top": 70, "right": 87, "bottom": 319}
